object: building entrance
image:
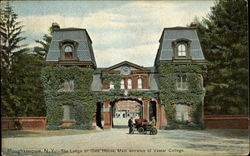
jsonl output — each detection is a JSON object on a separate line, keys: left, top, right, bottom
{"left": 110, "top": 99, "right": 143, "bottom": 128}
{"left": 111, "top": 100, "right": 142, "bottom": 128}
{"left": 100, "top": 98, "right": 164, "bottom": 129}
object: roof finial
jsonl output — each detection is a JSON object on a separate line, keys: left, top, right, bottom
{"left": 190, "top": 22, "right": 197, "bottom": 28}
{"left": 52, "top": 22, "right": 60, "bottom": 32}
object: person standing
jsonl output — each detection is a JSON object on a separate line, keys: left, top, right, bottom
{"left": 150, "top": 117, "right": 156, "bottom": 127}
{"left": 128, "top": 117, "right": 134, "bottom": 134}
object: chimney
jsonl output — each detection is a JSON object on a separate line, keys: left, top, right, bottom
{"left": 190, "top": 22, "right": 197, "bottom": 28}
{"left": 52, "top": 23, "right": 60, "bottom": 32}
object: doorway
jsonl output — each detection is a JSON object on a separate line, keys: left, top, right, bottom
{"left": 149, "top": 101, "right": 157, "bottom": 122}
{"left": 96, "top": 102, "right": 103, "bottom": 129}
{"left": 110, "top": 98, "right": 143, "bottom": 128}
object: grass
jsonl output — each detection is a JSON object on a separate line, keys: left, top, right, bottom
{"left": 2, "top": 129, "right": 100, "bottom": 138}
{"left": 203, "top": 129, "right": 248, "bottom": 139}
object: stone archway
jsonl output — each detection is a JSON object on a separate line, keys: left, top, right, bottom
{"left": 102, "top": 97, "right": 166, "bottom": 129}
{"left": 90, "top": 98, "right": 167, "bottom": 130}
{"left": 110, "top": 98, "right": 143, "bottom": 128}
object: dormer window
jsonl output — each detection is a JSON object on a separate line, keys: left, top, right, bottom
{"left": 172, "top": 39, "right": 191, "bottom": 59}
{"left": 65, "top": 45, "right": 73, "bottom": 52}
{"left": 64, "top": 45, "right": 74, "bottom": 59}
{"left": 177, "top": 44, "right": 186, "bottom": 57}
{"left": 59, "top": 40, "right": 79, "bottom": 61}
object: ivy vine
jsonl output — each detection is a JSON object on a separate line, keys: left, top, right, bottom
{"left": 158, "top": 63, "right": 207, "bottom": 126}
{"left": 41, "top": 63, "right": 206, "bottom": 130}
{"left": 41, "top": 66, "right": 95, "bottom": 130}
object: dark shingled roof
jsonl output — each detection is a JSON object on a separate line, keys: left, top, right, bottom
{"left": 46, "top": 28, "right": 96, "bottom": 67}
{"left": 155, "top": 27, "right": 205, "bottom": 64}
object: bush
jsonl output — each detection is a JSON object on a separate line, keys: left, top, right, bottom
{"left": 47, "top": 124, "right": 61, "bottom": 130}
{"left": 164, "top": 121, "right": 204, "bottom": 130}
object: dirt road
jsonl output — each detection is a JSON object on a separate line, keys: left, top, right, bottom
{"left": 2, "top": 129, "right": 248, "bottom": 156}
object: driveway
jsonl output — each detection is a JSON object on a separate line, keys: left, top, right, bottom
{"left": 2, "top": 128, "right": 249, "bottom": 156}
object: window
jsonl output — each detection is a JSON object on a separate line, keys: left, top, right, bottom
{"left": 58, "top": 80, "right": 74, "bottom": 92}
{"left": 64, "top": 45, "right": 73, "bottom": 59}
{"left": 65, "top": 45, "right": 73, "bottom": 52}
{"left": 176, "top": 104, "right": 189, "bottom": 122}
{"left": 62, "top": 105, "right": 75, "bottom": 121}
{"left": 120, "top": 79, "right": 125, "bottom": 89}
{"left": 109, "top": 81, "right": 114, "bottom": 89}
{"left": 172, "top": 39, "right": 191, "bottom": 59}
{"left": 176, "top": 76, "right": 188, "bottom": 90}
{"left": 128, "top": 78, "right": 132, "bottom": 89}
{"left": 137, "top": 78, "right": 142, "bottom": 89}
{"left": 178, "top": 44, "right": 186, "bottom": 56}
{"left": 59, "top": 40, "right": 79, "bottom": 61}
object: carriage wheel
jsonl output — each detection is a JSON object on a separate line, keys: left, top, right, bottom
{"left": 150, "top": 128, "right": 157, "bottom": 135}
{"left": 138, "top": 127, "right": 144, "bottom": 134}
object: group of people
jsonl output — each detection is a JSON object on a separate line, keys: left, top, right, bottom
{"left": 128, "top": 117, "right": 156, "bottom": 134}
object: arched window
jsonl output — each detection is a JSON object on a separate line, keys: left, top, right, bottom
{"left": 109, "top": 81, "right": 114, "bottom": 89}
{"left": 120, "top": 79, "right": 125, "bottom": 89}
{"left": 137, "top": 78, "right": 142, "bottom": 89}
{"left": 177, "top": 44, "right": 186, "bottom": 56}
{"left": 64, "top": 45, "right": 73, "bottom": 52}
{"left": 64, "top": 45, "right": 73, "bottom": 59}
{"left": 127, "top": 78, "right": 132, "bottom": 89}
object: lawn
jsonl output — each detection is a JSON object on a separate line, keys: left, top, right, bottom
{"left": 2, "top": 129, "right": 100, "bottom": 138}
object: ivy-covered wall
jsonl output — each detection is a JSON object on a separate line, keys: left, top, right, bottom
{"left": 158, "top": 62, "right": 207, "bottom": 127}
{"left": 41, "top": 66, "right": 96, "bottom": 130}
{"left": 41, "top": 63, "right": 206, "bottom": 130}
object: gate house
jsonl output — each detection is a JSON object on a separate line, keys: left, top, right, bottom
{"left": 45, "top": 23, "right": 206, "bottom": 129}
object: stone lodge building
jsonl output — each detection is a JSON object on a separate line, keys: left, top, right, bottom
{"left": 45, "top": 23, "right": 207, "bottom": 129}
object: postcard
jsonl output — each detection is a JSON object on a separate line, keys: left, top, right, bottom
{"left": 1, "top": 0, "right": 249, "bottom": 156}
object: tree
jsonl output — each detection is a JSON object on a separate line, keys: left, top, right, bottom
{"left": 33, "top": 27, "right": 52, "bottom": 58}
{"left": 10, "top": 54, "right": 46, "bottom": 116}
{"left": 1, "top": 1, "right": 29, "bottom": 116}
{"left": 1, "top": 2, "right": 46, "bottom": 117}
{"left": 0, "top": 2, "right": 29, "bottom": 70}
{"left": 194, "top": 0, "right": 248, "bottom": 115}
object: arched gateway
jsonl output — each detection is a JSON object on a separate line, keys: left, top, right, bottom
{"left": 95, "top": 97, "right": 163, "bottom": 129}
{"left": 43, "top": 23, "right": 206, "bottom": 130}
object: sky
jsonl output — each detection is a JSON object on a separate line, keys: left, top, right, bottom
{"left": 7, "top": 0, "right": 214, "bottom": 67}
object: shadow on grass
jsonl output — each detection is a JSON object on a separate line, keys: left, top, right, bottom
{"left": 203, "top": 129, "right": 248, "bottom": 139}
{"left": 175, "top": 141, "right": 248, "bottom": 152}
{"left": 2, "top": 130, "right": 39, "bottom": 138}
{"left": 112, "top": 125, "right": 128, "bottom": 129}
{"left": 2, "top": 130, "right": 100, "bottom": 138}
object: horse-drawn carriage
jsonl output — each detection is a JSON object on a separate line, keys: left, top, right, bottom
{"left": 132, "top": 119, "right": 157, "bottom": 135}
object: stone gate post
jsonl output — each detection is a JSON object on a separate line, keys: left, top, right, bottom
{"left": 103, "top": 100, "right": 111, "bottom": 129}
{"left": 143, "top": 100, "right": 149, "bottom": 121}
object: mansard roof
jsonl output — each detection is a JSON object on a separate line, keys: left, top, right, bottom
{"left": 45, "top": 27, "right": 96, "bottom": 67}
{"left": 155, "top": 26, "right": 206, "bottom": 65}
